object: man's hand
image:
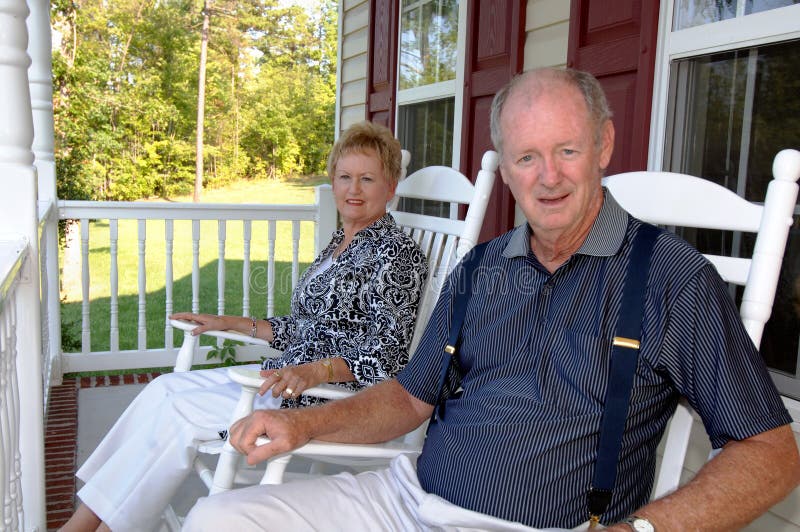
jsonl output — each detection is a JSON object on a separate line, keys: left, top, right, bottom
{"left": 228, "top": 408, "right": 311, "bottom": 465}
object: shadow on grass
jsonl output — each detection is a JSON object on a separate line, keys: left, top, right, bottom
{"left": 61, "top": 259, "right": 310, "bottom": 353}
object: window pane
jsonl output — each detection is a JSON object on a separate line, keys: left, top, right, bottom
{"left": 664, "top": 40, "right": 800, "bottom": 393}
{"left": 399, "top": 0, "right": 459, "bottom": 90}
{"left": 746, "top": 0, "right": 799, "bottom": 15}
{"left": 673, "top": 0, "right": 738, "bottom": 30}
{"left": 396, "top": 97, "right": 455, "bottom": 217}
{"left": 673, "top": 0, "right": 798, "bottom": 29}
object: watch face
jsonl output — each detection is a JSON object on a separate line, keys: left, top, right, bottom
{"left": 632, "top": 518, "right": 655, "bottom": 532}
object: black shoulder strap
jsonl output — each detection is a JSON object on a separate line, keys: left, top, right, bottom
{"left": 587, "top": 223, "right": 660, "bottom": 526}
{"left": 429, "top": 242, "right": 489, "bottom": 426}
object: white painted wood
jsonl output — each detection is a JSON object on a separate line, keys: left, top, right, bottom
{"left": 603, "top": 150, "right": 800, "bottom": 498}
{"left": 137, "top": 219, "right": 147, "bottom": 351}
{"left": 0, "top": 2, "right": 46, "bottom": 527}
{"left": 81, "top": 219, "right": 90, "bottom": 353}
{"left": 267, "top": 220, "right": 276, "bottom": 317}
{"left": 217, "top": 221, "right": 227, "bottom": 350}
{"left": 57, "top": 192, "right": 336, "bottom": 372}
{"left": 191, "top": 220, "right": 200, "bottom": 314}
{"left": 110, "top": 220, "right": 119, "bottom": 353}
{"left": 0, "top": 238, "right": 27, "bottom": 531}
{"left": 242, "top": 220, "right": 253, "bottom": 318}
{"left": 28, "top": 0, "right": 62, "bottom": 390}
{"left": 165, "top": 220, "right": 174, "bottom": 350}
{"left": 315, "top": 184, "right": 337, "bottom": 255}
{"left": 291, "top": 220, "right": 300, "bottom": 289}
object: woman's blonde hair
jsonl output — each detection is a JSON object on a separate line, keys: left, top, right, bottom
{"left": 327, "top": 121, "right": 402, "bottom": 185}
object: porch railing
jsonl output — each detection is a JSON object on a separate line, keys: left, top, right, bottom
{"left": 53, "top": 186, "right": 337, "bottom": 377}
{"left": 0, "top": 238, "right": 28, "bottom": 531}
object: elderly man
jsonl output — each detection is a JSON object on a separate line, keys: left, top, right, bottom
{"left": 184, "top": 68, "right": 799, "bottom": 531}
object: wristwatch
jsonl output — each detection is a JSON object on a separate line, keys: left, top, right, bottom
{"left": 621, "top": 516, "right": 655, "bottom": 532}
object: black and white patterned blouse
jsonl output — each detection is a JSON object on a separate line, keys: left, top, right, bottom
{"left": 263, "top": 213, "right": 428, "bottom": 407}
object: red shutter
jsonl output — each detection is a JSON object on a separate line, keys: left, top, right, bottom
{"left": 459, "top": 0, "right": 526, "bottom": 241}
{"left": 366, "top": 0, "right": 399, "bottom": 130}
{"left": 567, "top": 0, "right": 660, "bottom": 175}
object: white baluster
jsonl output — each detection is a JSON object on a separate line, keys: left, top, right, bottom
{"left": 110, "top": 219, "right": 119, "bottom": 352}
{"left": 217, "top": 220, "right": 226, "bottom": 317}
{"left": 165, "top": 220, "right": 174, "bottom": 349}
{"left": 315, "top": 184, "right": 336, "bottom": 256}
{"left": 291, "top": 220, "right": 300, "bottom": 290}
{"left": 81, "top": 219, "right": 91, "bottom": 353}
{"left": 242, "top": 220, "right": 252, "bottom": 317}
{"left": 138, "top": 219, "right": 146, "bottom": 351}
{"left": 192, "top": 219, "right": 200, "bottom": 314}
{"left": 267, "top": 221, "right": 276, "bottom": 317}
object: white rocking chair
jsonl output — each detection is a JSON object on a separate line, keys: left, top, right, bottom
{"left": 602, "top": 148, "right": 800, "bottom": 499}
{"left": 166, "top": 151, "right": 499, "bottom": 518}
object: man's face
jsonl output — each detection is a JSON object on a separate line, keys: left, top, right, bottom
{"left": 498, "top": 82, "right": 614, "bottom": 245}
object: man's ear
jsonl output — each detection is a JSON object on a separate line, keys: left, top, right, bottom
{"left": 498, "top": 159, "right": 510, "bottom": 185}
{"left": 598, "top": 120, "right": 615, "bottom": 171}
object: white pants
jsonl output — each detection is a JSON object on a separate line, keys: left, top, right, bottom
{"left": 183, "top": 455, "right": 592, "bottom": 532}
{"left": 76, "top": 365, "right": 281, "bottom": 532}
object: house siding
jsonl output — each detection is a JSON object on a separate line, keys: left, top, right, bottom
{"left": 524, "top": 0, "right": 569, "bottom": 69}
{"left": 338, "top": 0, "right": 370, "bottom": 133}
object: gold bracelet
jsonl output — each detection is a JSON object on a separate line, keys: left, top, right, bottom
{"left": 321, "top": 359, "right": 334, "bottom": 381}
{"left": 249, "top": 317, "right": 257, "bottom": 338}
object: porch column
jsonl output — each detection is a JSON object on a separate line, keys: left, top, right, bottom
{"left": 28, "top": 0, "right": 62, "bottom": 387}
{"left": 0, "top": 1, "right": 47, "bottom": 529}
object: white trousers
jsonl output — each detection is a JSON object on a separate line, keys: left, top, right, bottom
{"left": 182, "top": 454, "right": 592, "bottom": 532}
{"left": 76, "top": 365, "right": 281, "bottom": 532}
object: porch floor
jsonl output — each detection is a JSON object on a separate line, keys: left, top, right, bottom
{"left": 45, "top": 374, "right": 209, "bottom": 531}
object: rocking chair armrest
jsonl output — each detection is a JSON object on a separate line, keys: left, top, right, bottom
{"left": 227, "top": 366, "right": 356, "bottom": 401}
{"left": 170, "top": 318, "right": 272, "bottom": 346}
{"left": 254, "top": 435, "right": 422, "bottom": 460}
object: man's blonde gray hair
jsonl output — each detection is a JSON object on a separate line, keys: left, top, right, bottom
{"left": 489, "top": 68, "right": 612, "bottom": 155}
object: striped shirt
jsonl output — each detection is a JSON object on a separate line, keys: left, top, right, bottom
{"left": 397, "top": 191, "right": 791, "bottom": 528}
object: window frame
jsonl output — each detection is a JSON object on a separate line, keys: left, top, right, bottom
{"left": 649, "top": 1, "right": 800, "bottom": 400}
{"left": 649, "top": 2, "right": 800, "bottom": 171}
{"left": 395, "top": 0, "right": 468, "bottom": 170}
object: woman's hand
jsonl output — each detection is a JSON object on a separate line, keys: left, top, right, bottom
{"left": 259, "top": 362, "right": 327, "bottom": 399}
{"left": 169, "top": 312, "right": 233, "bottom": 336}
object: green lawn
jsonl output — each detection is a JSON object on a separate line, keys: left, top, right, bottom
{"left": 60, "top": 175, "right": 330, "bottom": 353}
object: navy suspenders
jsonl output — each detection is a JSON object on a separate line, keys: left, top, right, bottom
{"left": 429, "top": 242, "right": 489, "bottom": 427}
{"left": 430, "top": 223, "right": 660, "bottom": 526}
{"left": 587, "top": 223, "right": 659, "bottom": 525}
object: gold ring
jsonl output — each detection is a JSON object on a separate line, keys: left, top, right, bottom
{"left": 274, "top": 371, "right": 282, "bottom": 379}
{"left": 285, "top": 387, "right": 294, "bottom": 395}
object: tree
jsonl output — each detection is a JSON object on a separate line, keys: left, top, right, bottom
{"left": 52, "top": 0, "right": 337, "bottom": 202}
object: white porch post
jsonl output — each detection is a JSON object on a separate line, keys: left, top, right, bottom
{"left": 315, "top": 184, "right": 336, "bottom": 255}
{"left": 28, "top": 0, "right": 62, "bottom": 388}
{"left": 0, "top": 1, "right": 47, "bottom": 529}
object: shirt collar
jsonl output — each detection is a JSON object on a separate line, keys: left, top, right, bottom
{"left": 502, "top": 189, "right": 628, "bottom": 259}
{"left": 331, "top": 212, "right": 395, "bottom": 245}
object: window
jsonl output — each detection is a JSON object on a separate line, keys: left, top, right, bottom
{"left": 654, "top": 2, "right": 800, "bottom": 397}
{"left": 396, "top": 0, "right": 465, "bottom": 217}
{"left": 673, "top": 0, "right": 799, "bottom": 30}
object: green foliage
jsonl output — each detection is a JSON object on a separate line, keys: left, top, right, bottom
{"left": 52, "top": 0, "right": 337, "bottom": 201}
{"left": 207, "top": 338, "right": 242, "bottom": 366}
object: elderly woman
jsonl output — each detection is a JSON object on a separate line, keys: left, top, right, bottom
{"left": 62, "top": 121, "right": 428, "bottom": 532}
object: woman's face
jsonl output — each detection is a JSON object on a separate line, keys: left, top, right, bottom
{"left": 331, "top": 149, "right": 396, "bottom": 233}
